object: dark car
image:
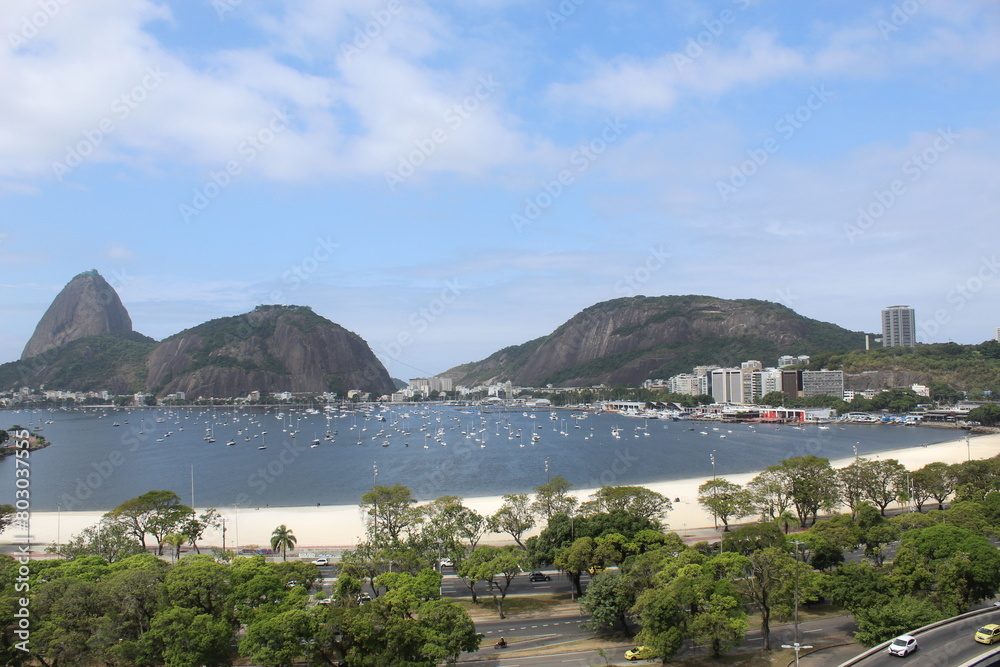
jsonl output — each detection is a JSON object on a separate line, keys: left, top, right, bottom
{"left": 528, "top": 571, "right": 552, "bottom": 582}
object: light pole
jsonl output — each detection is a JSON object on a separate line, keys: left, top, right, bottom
{"left": 791, "top": 540, "right": 803, "bottom": 647}
{"left": 545, "top": 457, "right": 550, "bottom": 484}
{"left": 234, "top": 504, "right": 239, "bottom": 552}
{"left": 56, "top": 503, "right": 61, "bottom": 548}
{"left": 853, "top": 442, "right": 859, "bottom": 459}
{"left": 710, "top": 450, "right": 717, "bottom": 530}
{"left": 966, "top": 434, "right": 971, "bottom": 461}
{"left": 781, "top": 642, "right": 812, "bottom": 667}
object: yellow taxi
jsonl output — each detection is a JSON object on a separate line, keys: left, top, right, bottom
{"left": 624, "top": 645, "right": 656, "bottom": 661}
{"left": 975, "top": 624, "right": 1000, "bottom": 644}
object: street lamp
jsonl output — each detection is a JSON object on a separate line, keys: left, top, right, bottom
{"left": 966, "top": 434, "right": 971, "bottom": 461}
{"left": 791, "top": 540, "right": 803, "bottom": 646}
{"left": 710, "top": 450, "right": 717, "bottom": 530}
{"left": 545, "top": 457, "right": 550, "bottom": 484}
{"left": 781, "top": 642, "right": 812, "bottom": 667}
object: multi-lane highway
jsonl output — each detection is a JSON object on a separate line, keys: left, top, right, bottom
{"left": 839, "top": 608, "right": 1000, "bottom": 667}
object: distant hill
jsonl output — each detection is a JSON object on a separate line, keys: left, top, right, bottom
{"left": 145, "top": 305, "right": 395, "bottom": 398}
{"left": 22, "top": 269, "right": 133, "bottom": 360}
{"left": 5, "top": 271, "right": 396, "bottom": 399}
{"left": 0, "top": 331, "right": 157, "bottom": 394}
{"left": 442, "top": 295, "right": 868, "bottom": 387}
{"left": 814, "top": 341, "right": 1000, "bottom": 395}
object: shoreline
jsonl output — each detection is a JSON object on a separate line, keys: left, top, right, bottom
{"left": 12, "top": 432, "right": 1000, "bottom": 552}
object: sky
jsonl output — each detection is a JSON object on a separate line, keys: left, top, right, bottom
{"left": 1, "top": 1, "right": 998, "bottom": 379}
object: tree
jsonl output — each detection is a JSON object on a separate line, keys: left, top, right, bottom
{"left": 897, "top": 524, "right": 1000, "bottom": 607}
{"left": 632, "top": 586, "right": 685, "bottom": 661}
{"left": 779, "top": 456, "right": 840, "bottom": 527}
{"left": 697, "top": 478, "right": 751, "bottom": 531}
{"left": 360, "top": 484, "right": 421, "bottom": 543}
{"left": 555, "top": 537, "right": 597, "bottom": 598}
{"left": 164, "top": 533, "right": 186, "bottom": 563}
{"left": 239, "top": 608, "right": 315, "bottom": 667}
{"left": 580, "top": 486, "right": 672, "bottom": 523}
{"left": 836, "top": 459, "right": 868, "bottom": 519}
{"left": 968, "top": 404, "right": 1000, "bottom": 427}
{"left": 853, "top": 597, "right": 942, "bottom": 647}
{"left": 145, "top": 606, "right": 233, "bottom": 667}
{"left": 690, "top": 592, "right": 749, "bottom": 659}
{"left": 460, "top": 546, "right": 526, "bottom": 618}
{"left": 747, "top": 467, "right": 793, "bottom": 522}
{"left": 270, "top": 524, "right": 297, "bottom": 562}
{"left": 914, "top": 461, "right": 957, "bottom": 510}
{"left": 489, "top": 493, "right": 535, "bottom": 549}
{"left": 107, "top": 490, "right": 194, "bottom": 555}
{"left": 858, "top": 458, "right": 907, "bottom": 515}
{"left": 733, "top": 547, "right": 812, "bottom": 651}
{"left": 532, "top": 475, "right": 577, "bottom": 519}
{"left": 720, "top": 522, "right": 786, "bottom": 555}
{"left": 580, "top": 569, "right": 634, "bottom": 636}
{"left": 62, "top": 521, "right": 146, "bottom": 563}
{"left": 181, "top": 508, "right": 220, "bottom": 555}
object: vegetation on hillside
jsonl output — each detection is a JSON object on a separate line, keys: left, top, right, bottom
{"left": 0, "top": 331, "right": 156, "bottom": 392}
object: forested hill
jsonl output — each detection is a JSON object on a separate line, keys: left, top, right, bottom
{"left": 443, "top": 295, "right": 867, "bottom": 387}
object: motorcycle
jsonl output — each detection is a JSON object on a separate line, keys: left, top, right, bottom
{"left": 494, "top": 639, "right": 508, "bottom": 649}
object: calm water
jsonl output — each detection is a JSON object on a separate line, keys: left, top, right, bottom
{"left": 1, "top": 406, "right": 958, "bottom": 511}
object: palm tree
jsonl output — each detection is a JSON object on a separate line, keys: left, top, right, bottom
{"left": 164, "top": 533, "right": 186, "bottom": 563}
{"left": 270, "top": 524, "right": 297, "bottom": 561}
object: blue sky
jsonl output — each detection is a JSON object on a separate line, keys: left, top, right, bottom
{"left": 1, "top": 1, "right": 998, "bottom": 379}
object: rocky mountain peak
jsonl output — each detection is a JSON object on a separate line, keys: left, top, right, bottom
{"left": 21, "top": 270, "right": 133, "bottom": 360}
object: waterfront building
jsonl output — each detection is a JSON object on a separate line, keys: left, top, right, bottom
{"left": 710, "top": 368, "right": 743, "bottom": 404}
{"left": 882, "top": 305, "right": 916, "bottom": 347}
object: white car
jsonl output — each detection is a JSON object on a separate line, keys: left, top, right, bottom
{"left": 312, "top": 558, "right": 330, "bottom": 566}
{"left": 888, "top": 635, "right": 918, "bottom": 657}
{"left": 440, "top": 558, "right": 454, "bottom": 567}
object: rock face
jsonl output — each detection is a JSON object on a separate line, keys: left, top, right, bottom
{"left": 444, "top": 295, "right": 867, "bottom": 387}
{"left": 21, "top": 270, "right": 133, "bottom": 360}
{"left": 145, "top": 305, "right": 395, "bottom": 398}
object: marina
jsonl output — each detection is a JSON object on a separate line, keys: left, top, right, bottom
{"left": 1, "top": 404, "right": 960, "bottom": 512}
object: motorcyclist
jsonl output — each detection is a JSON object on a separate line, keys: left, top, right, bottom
{"left": 495, "top": 637, "right": 507, "bottom": 648}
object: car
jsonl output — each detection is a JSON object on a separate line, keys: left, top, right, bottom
{"left": 312, "top": 558, "right": 330, "bottom": 566}
{"left": 439, "top": 558, "right": 454, "bottom": 567}
{"left": 587, "top": 565, "right": 606, "bottom": 576}
{"left": 357, "top": 592, "right": 372, "bottom": 602}
{"left": 624, "top": 645, "right": 656, "bottom": 661}
{"left": 975, "top": 624, "right": 1000, "bottom": 644}
{"left": 887, "top": 635, "right": 918, "bottom": 656}
{"left": 528, "top": 572, "right": 551, "bottom": 582}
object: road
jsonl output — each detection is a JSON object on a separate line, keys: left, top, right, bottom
{"left": 844, "top": 609, "right": 1000, "bottom": 667}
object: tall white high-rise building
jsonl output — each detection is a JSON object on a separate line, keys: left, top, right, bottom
{"left": 882, "top": 305, "right": 916, "bottom": 347}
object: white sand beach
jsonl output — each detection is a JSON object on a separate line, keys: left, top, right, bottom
{"left": 14, "top": 431, "right": 999, "bottom": 553}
